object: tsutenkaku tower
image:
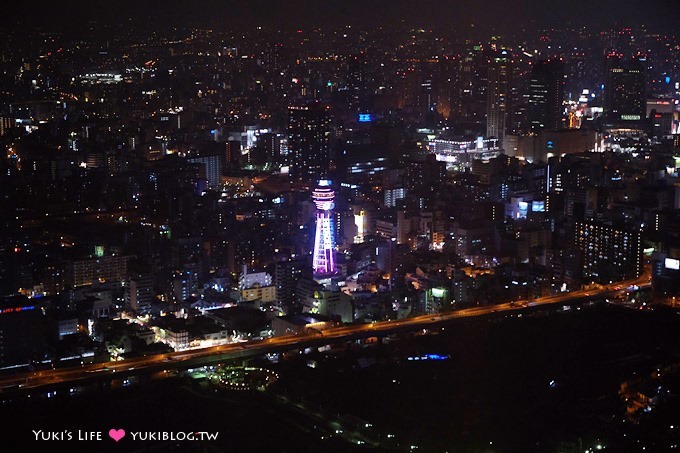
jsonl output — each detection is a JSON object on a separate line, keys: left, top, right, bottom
{"left": 312, "top": 180, "right": 336, "bottom": 276}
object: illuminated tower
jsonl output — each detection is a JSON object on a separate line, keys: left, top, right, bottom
{"left": 312, "top": 180, "right": 336, "bottom": 276}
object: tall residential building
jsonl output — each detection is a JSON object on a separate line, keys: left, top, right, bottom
{"left": 604, "top": 54, "right": 646, "bottom": 124}
{"left": 125, "top": 273, "right": 154, "bottom": 314}
{"left": 287, "top": 101, "right": 331, "bottom": 183}
{"left": 0, "top": 296, "right": 47, "bottom": 368}
{"left": 528, "top": 58, "right": 565, "bottom": 132}
{"left": 486, "top": 48, "right": 511, "bottom": 148}
{"left": 384, "top": 187, "right": 406, "bottom": 208}
{"left": 274, "top": 258, "right": 304, "bottom": 308}
{"left": 225, "top": 140, "right": 242, "bottom": 167}
{"left": 312, "top": 180, "right": 337, "bottom": 277}
{"left": 0, "top": 117, "right": 14, "bottom": 136}
{"left": 457, "top": 45, "right": 488, "bottom": 125}
{"left": 573, "top": 221, "right": 642, "bottom": 284}
{"left": 67, "top": 255, "right": 130, "bottom": 288}
{"left": 405, "top": 153, "right": 446, "bottom": 196}
{"left": 187, "top": 153, "right": 222, "bottom": 189}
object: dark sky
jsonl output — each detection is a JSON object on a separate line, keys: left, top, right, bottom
{"left": 3, "top": 0, "right": 680, "bottom": 34}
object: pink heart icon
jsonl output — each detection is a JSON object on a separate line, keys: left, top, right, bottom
{"left": 109, "top": 429, "right": 126, "bottom": 442}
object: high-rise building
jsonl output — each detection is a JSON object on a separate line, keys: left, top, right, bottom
{"left": 126, "top": 273, "right": 154, "bottom": 314}
{"left": 187, "top": 153, "right": 222, "bottom": 189}
{"left": 384, "top": 187, "right": 406, "bottom": 208}
{"left": 67, "top": 255, "right": 130, "bottom": 288}
{"left": 406, "top": 153, "right": 446, "bottom": 195}
{"left": 225, "top": 140, "right": 242, "bottom": 167}
{"left": 457, "top": 45, "right": 488, "bottom": 127}
{"left": 604, "top": 54, "right": 646, "bottom": 124}
{"left": 312, "top": 180, "right": 337, "bottom": 277}
{"left": 574, "top": 221, "right": 642, "bottom": 284}
{"left": 274, "top": 258, "right": 304, "bottom": 309}
{"left": 528, "top": 59, "right": 565, "bottom": 132}
{"left": 287, "top": 101, "right": 331, "bottom": 183}
{"left": 486, "top": 48, "right": 511, "bottom": 148}
{"left": 0, "top": 296, "right": 47, "bottom": 368}
{"left": 0, "top": 117, "right": 14, "bottom": 136}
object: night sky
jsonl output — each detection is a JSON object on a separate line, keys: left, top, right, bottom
{"left": 3, "top": 0, "right": 680, "bottom": 33}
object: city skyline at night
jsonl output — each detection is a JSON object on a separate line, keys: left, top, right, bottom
{"left": 1, "top": 2, "right": 680, "bottom": 452}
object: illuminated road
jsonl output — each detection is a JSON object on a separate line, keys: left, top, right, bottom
{"left": 0, "top": 272, "right": 650, "bottom": 395}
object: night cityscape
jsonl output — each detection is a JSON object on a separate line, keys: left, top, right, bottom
{"left": 2, "top": 1, "right": 680, "bottom": 452}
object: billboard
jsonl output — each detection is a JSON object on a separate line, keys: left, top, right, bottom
{"left": 665, "top": 258, "right": 680, "bottom": 270}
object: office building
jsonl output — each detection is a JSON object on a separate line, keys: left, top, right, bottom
{"left": 287, "top": 102, "right": 331, "bottom": 183}
{"left": 528, "top": 58, "right": 565, "bottom": 132}
{"left": 604, "top": 54, "right": 646, "bottom": 125}
{"left": 486, "top": 48, "right": 511, "bottom": 147}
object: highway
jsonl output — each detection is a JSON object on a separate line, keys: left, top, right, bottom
{"left": 0, "top": 272, "right": 651, "bottom": 396}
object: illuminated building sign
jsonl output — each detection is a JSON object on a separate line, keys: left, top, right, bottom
{"left": 358, "top": 113, "right": 373, "bottom": 123}
{"left": 518, "top": 201, "right": 529, "bottom": 218}
{"left": 665, "top": 258, "right": 680, "bottom": 270}
{"left": 431, "top": 288, "right": 447, "bottom": 298}
{"left": 532, "top": 201, "right": 545, "bottom": 212}
{"left": 407, "top": 354, "right": 450, "bottom": 361}
{"left": 0, "top": 305, "right": 36, "bottom": 315}
{"left": 354, "top": 210, "right": 366, "bottom": 244}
